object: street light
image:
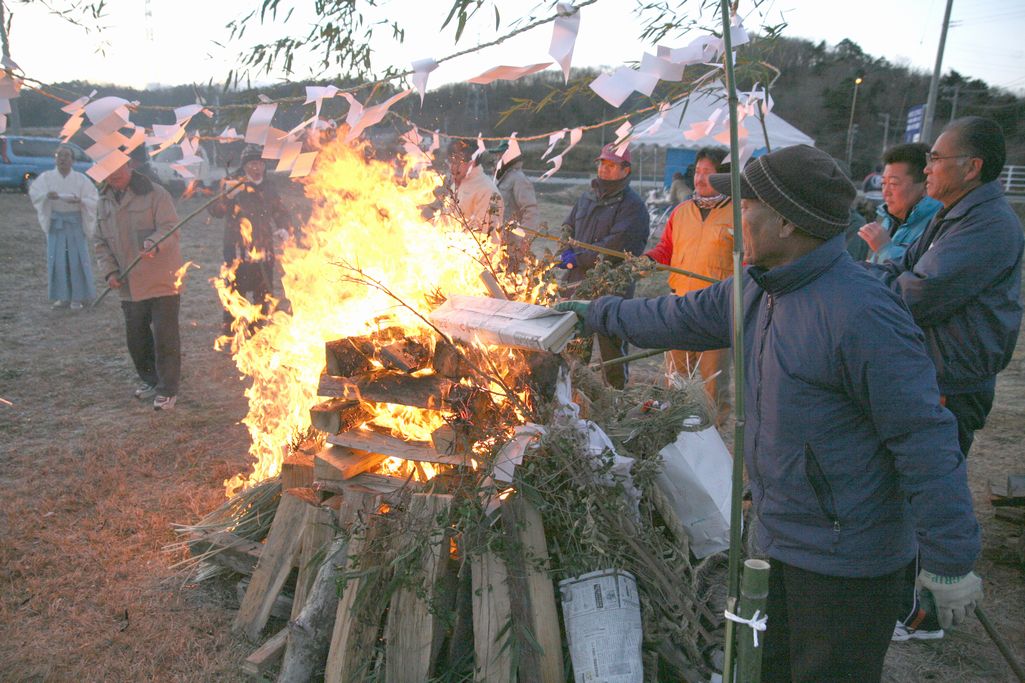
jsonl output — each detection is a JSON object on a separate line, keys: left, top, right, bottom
{"left": 845, "top": 76, "right": 863, "bottom": 166}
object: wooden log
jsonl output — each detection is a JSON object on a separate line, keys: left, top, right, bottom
{"left": 280, "top": 451, "right": 315, "bottom": 490}
{"left": 989, "top": 475, "right": 1025, "bottom": 507}
{"left": 241, "top": 627, "right": 289, "bottom": 679}
{"left": 327, "top": 429, "right": 470, "bottom": 466}
{"left": 310, "top": 398, "right": 373, "bottom": 435}
{"left": 315, "top": 472, "right": 416, "bottom": 500}
{"left": 278, "top": 536, "right": 350, "bottom": 683}
{"left": 233, "top": 493, "right": 308, "bottom": 641}
{"left": 285, "top": 487, "right": 323, "bottom": 508}
{"left": 325, "top": 336, "right": 376, "bottom": 377}
{"left": 189, "top": 530, "right": 263, "bottom": 576}
{"left": 431, "top": 423, "right": 474, "bottom": 456}
{"left": 379, "top": 339, "right": 431, "bottom": 374}
{"left": 314, "top": 445, "right": 387, "bottom": 482}
{"left": 324, "top": 492, "right": 387, "bottom": 683}
{"left": 292, "top": 505, "right": 336, "bottom": 619}
{"left": 471, "top": 550, "right": 514, "bottom": 683}
{"left": 444, "top": 559, "right": 474, "bottom": 674}
{"left": 236, "top": 578, "right": 293, "bottom": 621}
{"left": 318, "top": 371, "right": 453, "bottom": 410}
{"left": 431, "top": 338, "right": 473, "bottom": 379}
{"left": 385, "top": 494, "right": 454, "bottom": 683}
{"left": 501, "top": 496, "right": 564, "bottom": 683}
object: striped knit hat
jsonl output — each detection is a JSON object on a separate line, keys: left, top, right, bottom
{"left": 709, "top": 145, "right": 856, "bottom": 239}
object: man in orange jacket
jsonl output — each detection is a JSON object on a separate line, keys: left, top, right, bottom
{"left": 646, "top": 146, "right": 733, "bottom": 420}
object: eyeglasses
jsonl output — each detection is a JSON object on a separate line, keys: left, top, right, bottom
{"left": 926, "top": 152, "right": 970, "bottom": 164}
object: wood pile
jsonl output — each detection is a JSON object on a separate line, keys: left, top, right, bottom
{"left": 189, "top": 330, "right": 567, "bottom": 682}
{"left": 186, "top": 323, "right": 725, "bottom": 682}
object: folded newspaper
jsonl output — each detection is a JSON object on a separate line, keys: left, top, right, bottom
{"left": 428, "top": 295, "right": 578, "bottom": 353}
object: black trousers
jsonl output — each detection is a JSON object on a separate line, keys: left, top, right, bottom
{"left": 122, "top": 295, "right": 181, "bottom": 397}
{"left": 943, "top": 389, "right": 995, "bottom": 457}
{"left": 761, "top": 559, "right": 903, "bottom": 683}
{"left": 223, "top": 260, "right": 275, "bottom": 325}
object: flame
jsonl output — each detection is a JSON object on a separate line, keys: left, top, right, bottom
{"left": 216, "top": 139, "right": 526, "bottom": 496}
{"left": 173, "top": 260, "right": 198, "bottom": 291}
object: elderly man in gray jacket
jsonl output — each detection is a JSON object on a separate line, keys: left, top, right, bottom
{"left": 558, "top": 145, "right": 983, "bottom": 683}
{"left": 867, "top": 117, "right": 1023, "bottom": 642}
{"left": 94, "top": 159, "right": 183, "bottom": 411}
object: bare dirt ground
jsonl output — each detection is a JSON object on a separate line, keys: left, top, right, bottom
{"left": 0, "top": 193, "right": 1020, "bottom": 681}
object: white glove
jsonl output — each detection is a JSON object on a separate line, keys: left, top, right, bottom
{"left": 917, "top": 570, "right": 983, "bottom": 629}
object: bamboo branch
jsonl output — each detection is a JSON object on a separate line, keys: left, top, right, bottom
{"left": 505, "top": 224, "right": 720, "bottom": 285}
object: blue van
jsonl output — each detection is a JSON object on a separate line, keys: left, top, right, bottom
{"left": 0, "top": 135, "right": 91, "bottom": 191}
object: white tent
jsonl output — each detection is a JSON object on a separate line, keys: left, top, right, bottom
{"left": 634, "top": 88, "right": 815, "bottom": 150}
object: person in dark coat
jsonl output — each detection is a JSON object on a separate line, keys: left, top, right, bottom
{"left": 558, "top": 142, "right": 650, "bottom": 388}
{"left": 865, "top": 117, "right": 1023, "bottom": 642}
{"left": 558, "top": 145, "right": 982, "bottom": 683}
{"left": 210, "top": 145, "right": 293, "bottom": 330}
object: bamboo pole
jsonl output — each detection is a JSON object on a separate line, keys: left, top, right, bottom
{"left": 975, "top": 605, "right": 1025, "bottom": 683}
{"left": 93, "top": 177, "right": 246, "bottom": 306}
{"left": 736, "top": 559, "right": 769, "bottom": 683}
{"left": 720, "top": 1, "right": 751, "bottom": 681}
{"left": 593, "top": 346, "right": 667, "bottom": 369}
{"left": 508, "top": 223, "right": 720, "bottom": 284}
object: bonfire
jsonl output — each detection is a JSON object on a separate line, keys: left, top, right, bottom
{"left": 176, "top": 136, "right": 726, "bottom": 683}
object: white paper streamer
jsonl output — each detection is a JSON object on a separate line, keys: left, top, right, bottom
{"left": 549, "top": 2, "right": 580, "bottom": 83}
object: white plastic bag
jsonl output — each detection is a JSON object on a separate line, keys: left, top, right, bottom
{"left": 656, "top": 427, "right": 733, "bottom": 558}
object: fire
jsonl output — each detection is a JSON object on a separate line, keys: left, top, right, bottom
{"left": 173, "top": 260, "right": 197, "bottom": 290}
{"left": 216, "top": 139, "right": 530, "bottom": 496}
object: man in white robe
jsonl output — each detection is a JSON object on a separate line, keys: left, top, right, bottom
{"left": 29, "top": 145, "right": 98, "bottom": 309}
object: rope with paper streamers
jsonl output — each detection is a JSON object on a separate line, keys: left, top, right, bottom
{"left": 7, "top": 3, "right": 768, "bottom": 183}
{"left": 15, "top": 64, "right": 732, "bottom": 158}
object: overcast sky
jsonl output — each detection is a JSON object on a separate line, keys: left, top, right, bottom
{"left": 11, "top": 0, "right": 1024, "bottom": 95}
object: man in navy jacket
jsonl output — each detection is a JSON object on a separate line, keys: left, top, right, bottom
{"left": 559, "top": 145, "right": 982, "bottom": 682}
{"left": 558, "top": 143, "right": 649, "bottom": 388}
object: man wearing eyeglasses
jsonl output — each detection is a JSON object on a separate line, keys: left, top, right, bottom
{"left": 871, "top": 117, "right": 1023, "bottom": 458}
{"left": 868, "top": 117, "right": 1023, "bottom": 641}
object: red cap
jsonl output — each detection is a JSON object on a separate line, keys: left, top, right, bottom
{"left": 596, "top": 142, "right": 631, "bottom": 165}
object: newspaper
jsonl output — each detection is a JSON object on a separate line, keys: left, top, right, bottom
{"left": 428, "top": 295, "right": 578, "bottom": 353}
{"left": 559, "top": 569, "right": 643, "bottom": 683}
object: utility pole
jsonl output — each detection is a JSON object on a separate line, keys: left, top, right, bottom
{"left": 949, "top": 83, "right": 960, "bottom": 122}
{"left": 0, "top": 1, "right": 22, "bottom": 133}
{"left": 880, "top": 113, "right": 891, "bottom": 156}
{"left": 845, "top": 76, "right": 863, "bottom": 167}
{"left": 922, "top": 0, "right": 954, "bottom": 142}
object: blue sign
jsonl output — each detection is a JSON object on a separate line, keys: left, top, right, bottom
{"left": 904, "top": 105, "right": 926, "bottom": 143}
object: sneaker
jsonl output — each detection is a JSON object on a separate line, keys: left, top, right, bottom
{"left": 70, "top": 302, "right": 84, "bottom": 310}
{"left": 892, "top": 617, "right": 944, "bottom": 642}
{"left": 134, "top": 384, "right": 157, "bottom": 400}
{"left": 52, "top": 300, "right": 69, "bottom": 309}
{"left": 153, "top": 394, "right": 177, "bottom": 411}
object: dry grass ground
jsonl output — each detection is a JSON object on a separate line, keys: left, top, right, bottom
{"left": 0, "top": 191, "right": 1019, "bottom": 681}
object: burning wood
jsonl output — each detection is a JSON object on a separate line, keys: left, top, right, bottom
{"left": 378, "top": 339, "right": 431, "bottom": 374}
{"left": 308, "top": 398, "right": 372, "bottom": 435}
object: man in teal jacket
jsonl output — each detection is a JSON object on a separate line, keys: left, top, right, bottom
{"left": 858, "top": 142, "right": 942, "bottom": 264}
